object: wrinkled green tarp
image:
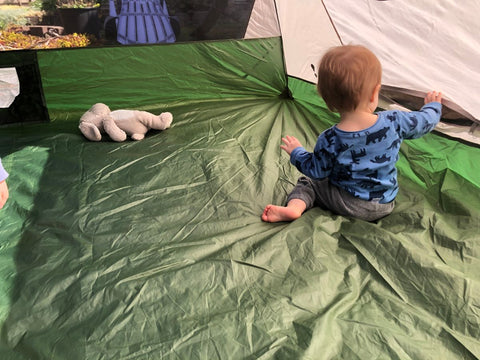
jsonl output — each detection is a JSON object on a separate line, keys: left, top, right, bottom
{"left": 0, "top": 38, "right": 479, "bottom": 359}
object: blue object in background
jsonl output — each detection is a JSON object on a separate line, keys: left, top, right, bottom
{"left": 108, "top": 0, "right": 176, "bottom": 44}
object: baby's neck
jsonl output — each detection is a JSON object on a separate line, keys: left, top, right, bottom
{"left": 337, "top": 110, "right": 378, "bottom": 132}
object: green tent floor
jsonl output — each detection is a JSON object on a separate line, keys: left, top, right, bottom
{"left": 0, "top": 79, "right": 479, "bottom": 359}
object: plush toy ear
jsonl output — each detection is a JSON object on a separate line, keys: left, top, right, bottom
{"left": 79, "top": 122, "right": 102, "bottom": 141}
{"left": 79, "top": 103, "right": 111, "bottom": 141}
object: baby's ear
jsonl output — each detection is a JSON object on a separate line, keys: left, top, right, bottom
{"left": 370, "top": 84, "right": 381, "bottom": 102}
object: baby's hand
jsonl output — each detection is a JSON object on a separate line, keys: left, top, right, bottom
{"left": 280, "top": 135, "right": 303, "bottom": 155}
{"left": 425, "top": 91, "right": 442, "bottom": 104}
{"left": 0, "top": 180, "right": 8, "bottom": 210}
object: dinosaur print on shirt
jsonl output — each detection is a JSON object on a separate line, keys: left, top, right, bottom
{"left": 365, "top": 127, "right": 389, "bottom": 145}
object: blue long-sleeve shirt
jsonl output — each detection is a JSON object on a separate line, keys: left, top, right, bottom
{"left": 0, "top": 158, "right": 8, "bottom": 182}
{"left": 290, "top": 102, "right": 442, "bottom": 203}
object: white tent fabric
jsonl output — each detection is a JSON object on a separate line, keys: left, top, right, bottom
{"left": 0, "top": 68, "right": 20, "bottom": 108}
{"left": 245, "top": 0, "right": 280, "bottom": 39}
{"left": 250, "top": 0, "right": 480, "bottom": 122}
{"left": 323, "top": 0, "right": 480, "bottom": 123}
{"left": 246, "top": 0, "right": 480, "bottom": 144}
{"left": 246, "top": 0, "right": 341, "bottom": 82}
{"left": 276, "top": 0, "right": 341, "bottom": 82}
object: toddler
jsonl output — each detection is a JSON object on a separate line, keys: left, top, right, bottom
{"left": 262, "top": 45, "right": 442, "bottom": 222}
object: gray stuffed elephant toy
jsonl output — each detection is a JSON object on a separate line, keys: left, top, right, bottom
{"left": 79, "top": 103, "right": 173, "bottom": 142}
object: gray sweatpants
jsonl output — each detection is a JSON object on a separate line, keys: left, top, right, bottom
{"left": 287, "top": 177, "right": 394, "bottom": 222}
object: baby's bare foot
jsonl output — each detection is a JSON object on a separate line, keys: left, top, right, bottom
{"left": 261, "top": 204, "right": 302, "bottom": 223}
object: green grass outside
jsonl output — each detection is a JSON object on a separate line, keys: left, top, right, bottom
{"left": 0, "top": 5, "right": 44, "bottom": 30}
